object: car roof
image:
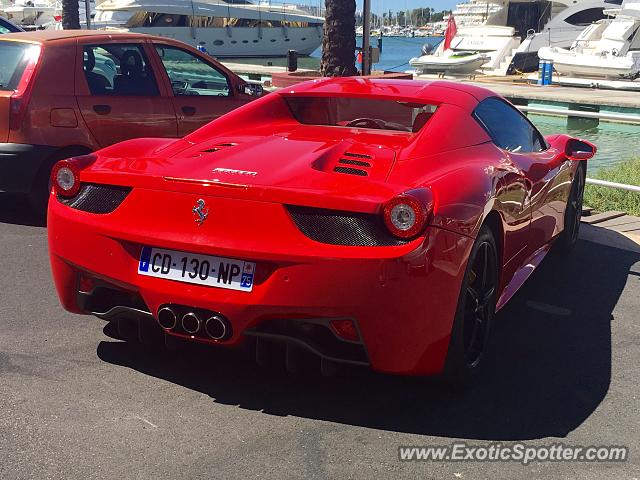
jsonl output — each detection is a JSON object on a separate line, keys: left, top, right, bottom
{"left": 280, "top": 77, "right": 496, "bottom": 110}
{"left": 0, "top": 29, "right": 168, "bottom": 44}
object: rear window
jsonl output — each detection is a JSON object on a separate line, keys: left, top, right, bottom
{"left": 0, "top": 42, "right": 37, "bottom": 91}
{"left": 284, "top": 96, "right": 438, "bottom": 133}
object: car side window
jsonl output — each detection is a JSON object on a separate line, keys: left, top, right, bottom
{"left": 0, "top": 24, "right": 10, "bottom": 34}
{"left": 82, "top": 44, "right": 159, "bottom": 97}
{"left": 473, "top": 97, "right": 547, "bottom": 153}
{"left": 154, "top": 45, "right": 231, "bottom": 97}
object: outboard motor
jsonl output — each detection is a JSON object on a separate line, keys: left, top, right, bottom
{"left": 421, "top": 43, "right": 435, "bottom": 56}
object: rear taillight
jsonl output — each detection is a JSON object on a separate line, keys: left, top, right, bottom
{"left": 9, "top": 45, "right": 41, "bottom": 132}
{"left": 51, "top": 155, "right": 97, "bottom": 198}
{"left": 383, "top": 188, "right": 434, "bottom": 240}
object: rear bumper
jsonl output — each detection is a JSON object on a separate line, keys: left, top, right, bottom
{"left": 48, "top": 191, "right": 474, "bottom": 376}
{"left": 0, "top": 143, "right": 55, "bottom": 193}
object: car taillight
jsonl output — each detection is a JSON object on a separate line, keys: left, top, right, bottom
{"left": 9, "top": 45, "right": 41, "bottom": 132}
{"left": 383, "top": 188, "right": 434, "bottom": 240}
{"left": 51, "top": 155, "right": 97, "bottom": 198}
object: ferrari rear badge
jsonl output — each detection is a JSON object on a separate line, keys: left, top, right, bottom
{"left": 192, "top": 199, "right": 209, "bottom": 226}
{"left": 212, "top": 167, "right": 258, "bottom": 177}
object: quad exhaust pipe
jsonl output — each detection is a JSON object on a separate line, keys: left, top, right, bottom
{"left": 204, "top": 315, "right": 228, "bottom": 340}
{"left": 157, "top": 305, "right": 231, "bottom": 340}
{"left": 181, "top": 312, "right": 201, "bottom": 334}
{"left": 157, "top": 307, "right": 177, "bottom": 330}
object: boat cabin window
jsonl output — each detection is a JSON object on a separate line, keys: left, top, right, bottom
{"left": 506, "top": 1, "right": 552, "bottom": 40}
{"left": 284, "top": 97, "right": 438, "bottom": 133}
{"left": 473, "top": 97, "right": 546, "bottom": 153}
{"left": 155, "top": 45, "right": 231, "bottom": 97}
{"left": 126, "top": 11, "right": 322, "bottom": 29}
{"left": 565, "top": 8, "right": 607, "bottom": 26}
{"left": 82, "top": 44, "right": 159, "bottom": 97}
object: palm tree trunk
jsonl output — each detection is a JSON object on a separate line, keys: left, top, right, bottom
{"left": 320, "top": 0, "right": 358, "bottom": 77}
{"left": 62, "top": 0, "right": 81, "bottom": 30}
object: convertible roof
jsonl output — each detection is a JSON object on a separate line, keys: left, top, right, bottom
{"left": 280, "top": 77, "right": 496, "bottom": 111}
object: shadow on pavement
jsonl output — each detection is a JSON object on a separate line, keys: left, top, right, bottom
{"left": 97, "top": 237, "right": 639, "bottom": 441}
{"left": 0, "top": 193, "right": 46, "bottom": 227}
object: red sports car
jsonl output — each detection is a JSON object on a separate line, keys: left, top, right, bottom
{"left": 47, "top": 78, "right": 596, "bottom": 385}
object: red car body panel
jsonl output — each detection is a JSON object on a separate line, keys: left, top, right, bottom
{"left": 48, "top": 78, "right": 593, "bottom": 375}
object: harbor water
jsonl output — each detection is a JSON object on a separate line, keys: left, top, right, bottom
{"left": 226, "top": 36, "right": 639, "bottom": 172}
{"left": 225, "top": 36, "right": 439, "bottom": 72}
{"left": 529, "top": 114, "right": 640, "bottom": 173}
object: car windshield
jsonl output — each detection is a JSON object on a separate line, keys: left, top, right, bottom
{"left": 0, "top": 42, "right": 34, "bottom": 91}
{"left": 284, "top": 96, "right": 438, "bottom": 133}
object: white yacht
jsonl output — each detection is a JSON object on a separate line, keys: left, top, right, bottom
{"left": 92, "top": 0, "right": 324, "bottom": 57}
{"left": 510, "top": 0, "right": 622, "bottom": 73}
{"left": 452, "top": 0, "right": 503, "bottom": 27}
{"left": 2, "top": 0, "right": 96, "bottom": 30}
{"left": 539, "top": 0, "right": 640, "bottom": 78}
{"left": 422, "top": 0, "right": 618, "bottom": 75}
{"left": 1, "top": 0, "right": 56, "bottom": 30}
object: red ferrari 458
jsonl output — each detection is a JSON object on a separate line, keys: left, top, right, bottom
{"left": 48, "top": 78, "right": 596, "bottom": 384}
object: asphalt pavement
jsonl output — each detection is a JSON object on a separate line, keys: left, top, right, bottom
{"left": 1, "top": 194, "right": 639, "bottom": 479}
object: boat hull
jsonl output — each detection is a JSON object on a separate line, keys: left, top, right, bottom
{"left": 410, "top": 54, "right": 488, "bottom": 75}
{"left": 539, "top": 47, "right": 640, "bottom": 79}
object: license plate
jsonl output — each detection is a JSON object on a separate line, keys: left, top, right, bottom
{"left": 137, "top": 246, "right": 255, "bottom": 292}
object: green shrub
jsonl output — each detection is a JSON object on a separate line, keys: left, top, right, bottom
{"left": 584, "top": 157, "right": 640, "bottom": 216}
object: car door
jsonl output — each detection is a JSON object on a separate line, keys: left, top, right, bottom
{"left": 475, "top": 97, "right": 568, "bottom": 258}
{"left": 150, "top": 43, "right": 247, "bottom": 136}
{"left": 474, "top": 98, "right": 533, "bottom": 273}
{"left": 74, "top": 39, "right": 178, "bottom": 148}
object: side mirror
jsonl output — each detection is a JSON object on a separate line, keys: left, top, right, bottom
{"left": 565, "top": 138, "right": 596, "bottom": 161}
{"left": 545, "top": 134, "right": 596, "bottom": 161}
{"left": 240, "top": 83, "right": 264, "bottom": 97}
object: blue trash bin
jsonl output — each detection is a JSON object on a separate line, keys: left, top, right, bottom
{"left": 544, "top": 60, "right": 554, "bottom": 85}
{"left": 538, "top": 59, "right": 546, "bottom": 85}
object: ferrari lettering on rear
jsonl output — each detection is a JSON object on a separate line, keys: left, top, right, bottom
{"left": 212, "top": 168, "right": 258, "bottom": 176}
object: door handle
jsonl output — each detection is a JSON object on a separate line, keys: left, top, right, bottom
{"left": 93, "top": 105, "right": 111, "bottom": 115}
{"left": 182, "top": 106, "right": 196, "bottom": 117}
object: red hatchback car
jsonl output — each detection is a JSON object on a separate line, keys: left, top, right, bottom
{"left": 0, "top": 30, "right": 262, "bottom": 209}
{"left": 48, "top": 78, "right": 596, "bottom": 386}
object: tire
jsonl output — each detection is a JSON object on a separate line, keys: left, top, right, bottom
{"left": 442, "top": 225, "right": 499, "bottom": 390}
{"left": 27, "top": 163, "right": 53, "bottom": 216}
{"left": 556, "top": 164, "right": 586, "bottom": 254}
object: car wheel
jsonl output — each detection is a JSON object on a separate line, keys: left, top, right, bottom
{"left": 557, "top": 164, "right": 586, "bottom": 254}
{"left": 27, "top": 161, "right": 54, "bottom": 216}
{"left": 443, "top": 225, "right": 498, "bottom": 390}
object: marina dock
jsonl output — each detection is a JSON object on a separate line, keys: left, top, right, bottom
{"left": 221, "top": 61, "right": 313, "bottom": 81}
{"left": 454, "top": 76, "right": 640, "bottom": 110}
